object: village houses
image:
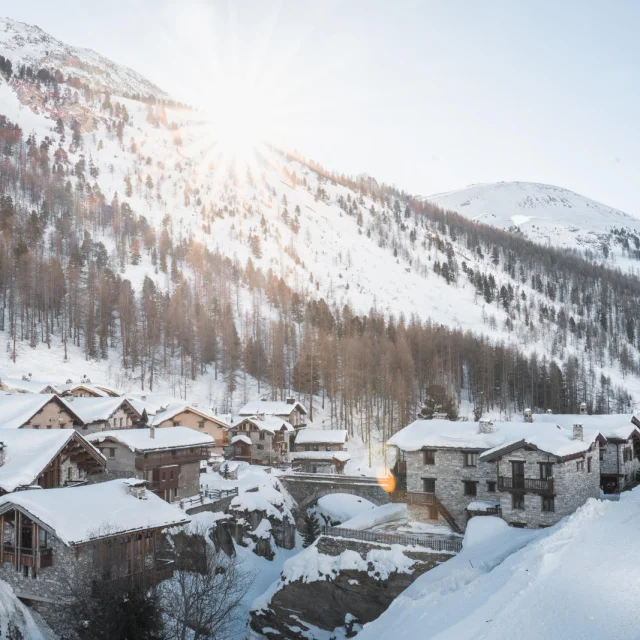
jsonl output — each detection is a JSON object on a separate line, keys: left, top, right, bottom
{"left": 229, "top": 415, "right": 294, "bottom": 465}
{"left": 64, "top": 397, "right": 141, "bottom": 433}
{"left": 292, "top": 428, "right": 351, "bottom": 474}
{"left": 238, "top": 397, "right": 308, "bottom": 428}
{"left": 389, "top": 417, "right": 606, "bottom": 532}
{"left": 0, "top": 479, "right": 188, "bottom": 605}
{"left": 2, "top": 394, "right": 82, "bottom": 430}
{"left": 87, "top": 427, "right": 214, "bottom": 502}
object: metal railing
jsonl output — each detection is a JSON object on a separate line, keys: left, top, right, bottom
{"left": 324, "top": 526, "right": 462, "bottom": 553}
{"left": 498, "top": 476, "right": 554, "bottom": 493}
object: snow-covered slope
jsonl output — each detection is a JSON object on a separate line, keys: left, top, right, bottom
{"left": 359, "top": 491, "right": 640, "bottom": 639}
{"left": 428, "top": 181, "right": 640, "bottom": 265}
{"left": 0, "top": 580, "right": 48, "bottom": 638}
{"left": 0, "top": 17, "right": 167, "bottom": 98}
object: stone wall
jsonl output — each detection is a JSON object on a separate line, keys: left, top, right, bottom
{"left": 22, "top": 399, "right": 77, "bottom": 429}
{"left": 601, "top": 440, "right": 640, "bottom": 490}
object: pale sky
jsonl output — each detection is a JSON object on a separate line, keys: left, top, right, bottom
{"left": 3, "top": 1, "right": 640, "bottom": 213}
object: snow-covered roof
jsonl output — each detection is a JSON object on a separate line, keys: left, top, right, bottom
{"left": 233, "top": 415, "right": 294, "bottom": 433}
{"left": 231, "top": 434, "right": 252, "bottom": 446}
{"left": 0, "top": 376, "right": 60, "bottom": 394}
{"left": 238, "top": 399, "right": 307, "bottom": 416}
{"left": 63, "top": 397, "right": 139, "bottom": 423}
{"left": 149, "top": 401, "right": 229, "bottom": 427}
{"left": 0, "top": 393, "right": 80, "bottom": 429}
{"left": 0, "top": 479, "right": 189, "bottom": 545}
{"left": 531, "top": 413, "right": 638, "bottom": 441}
{"left": 291, "top": 450, "right": 351, "bottom": 462}
{"left": 59, "top": 383, "right": 109, "bottom": 397}
{"left": 86, "top": 427, "right": 214, "bottom": 452}
{"left": 389, "top": 419, "right": 602, "bottom": 459}
{"left": 294, "top": 428, "right": 348, "bottom": 445}
{"left": 0, "top": 428, "right": 104, "bottom": 493}
{"left": 467, "top": 500, "right": 500, "bottom": 512}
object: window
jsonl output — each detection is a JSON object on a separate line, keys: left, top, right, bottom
{"left": 587, "top": 457, "right": 592, "bottom": 473}
{"left": 539, "top": 463, "right": 553, "bottom": 479}
{"left": 428, "top": 505, "right": 438, "bottom": 520}
{"left": 487, "top": 481, "right": 496, "bottom": 492}
{"left": 422, "top": 478, "right": 436, "bottom": 493}
{"left": 423, "top": 450, "right": 436, "bottom": 465}
{"left": 576, "top": 460, "right": 584, "bottom": 472}
{"left": 463, "top": 452, "right": 477, "bottom": 467}
{"left": 326, "top": 446, "right": 331, "bottom": 451}
{"left": 599, "top": 448, "right": 604, "bottom": 462}
{"left": 67, "top": 467, "right": 72, "bottom": 480}
{"left": 512, "top": 493, "right": 525, "bottom": 510}
{"left": 198, "top": 421, "right": 205, "bottom": 429}
{"left": 109, "top": 448, "right": 116, "bottom": 459}
{"left": 257, "top": 444, "right": 264, "bottom": 450}
{"left": 169, "top": 469, "right": 174, "bottom": 480}
{"left": 259, "top": 432, "right": 265, "bottom": 441}
{"left": 463, "top": 481, "right": 477, "bottom": 497}
{"left": 510, "top": 522, "right": 526, "bottom": 528}
{"left": 542, "top": 496, "right": 555, "bottom": 512}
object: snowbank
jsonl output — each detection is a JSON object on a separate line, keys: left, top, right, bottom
{"left": 360, "top": 490, "right": 640, "bottom": 639}
{"left": 314, "top": 494, "right": 376, "bottom": 524}
{"left": 0, "top": 580, "right": 46, "bottom": 639}
{"left": 339, "top": 503, "right": 407, "bottom": 530}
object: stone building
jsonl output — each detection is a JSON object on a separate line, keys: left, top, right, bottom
{"left": 0, "top": 479, "right": 188, "bottom": 604}
{"left": 2, "top": 394, "right": 82, "bottom": 430}
{"left": 87, "top": 427, "right": 214, "bottom": 502}
{"left": 229, "top": 415, "right": 294, "bottom": 465}
{"left": 238, "top": 398, "right": 308, "bottom": 428}
{"left": 65, "top": 397, "right": 142, "bottom": 433}
{"left": 292, "top": 428, "right": 351, "bottom": 473}
{"left": 150, "top": 402, "right": 230, "bottom": 452}
{"left": 0, "top": 428, "right": 105, "bottom": 495}
{"left": 389, "top": 418, "right": 605, "bottom": 531}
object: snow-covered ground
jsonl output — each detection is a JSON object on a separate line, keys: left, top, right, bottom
{"left": 310, "top": 493, "right": 376, "bottom": 525}
{"left": 0, "top": 580, "right": 48, "bottom": 639}
{"left": 359, "top": 490, "right": 640, "bottom": 639}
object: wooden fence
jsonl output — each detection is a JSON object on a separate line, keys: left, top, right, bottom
{"left": 324, "top": 526, "right": 463, "bottom": 553}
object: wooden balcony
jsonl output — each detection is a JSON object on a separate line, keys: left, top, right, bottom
{"left": 390, "top": 490, "right": 436, "bottom": 505}
{"left": 498, "top": 476, "right": 554, "bottom": 493}
{"left": 2, "top": 544, "right": 53, "bottom": 568}
{"left": 135, "top": 447, "right": 210, "bottom": 469}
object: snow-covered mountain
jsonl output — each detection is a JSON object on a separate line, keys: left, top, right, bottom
{"left": 0, "top": 17, "right": 167, "bottom": 99}
{"left": 428, "top": 181, "right": 640, "bottom": 266}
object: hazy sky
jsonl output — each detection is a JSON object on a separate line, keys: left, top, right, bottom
{"left": 3, "top": 0, "right": 640, "bottom": 213}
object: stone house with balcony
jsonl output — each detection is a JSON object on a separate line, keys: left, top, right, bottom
{"left": 86, "top": 427, "right": 214, "bottom": 502}
{"left": 238, "top": 398, "right": 308, "bottom": 428}
{"left": 0, "top": 479, "right": 188, "bottom": 607}
{"left": 150, "top": 402, "right": 230, "bottom": 452}
{"left": 229, "top": 415, "right": 294, "bottom": 465}
{"left": 2, "top": 394, "right": 82, "bottom": 430}
{"left": 66, "top": 397, "right": 142, "bottom": 434}
{"left": 388, "top": 419, "right": 605, "bottom": 532}
{"left": 292, "top": 428, "right": 350, "bottom": 473}
{"left": 0, "top": 428, "right": 106, "bottom": 496}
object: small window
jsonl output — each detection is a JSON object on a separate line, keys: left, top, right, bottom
{"left": 599, "top": 448, "right": 604, "bottom": 462}
{"left": 198, "top": 421, "right": 205, "bottom": 429}
{"left": 576, "top": 460, "right": 584, "bottom": 472}
{"left": 67, "top": 467, "right": 72, "bottom": 480}
{"left": 587, "top": 457, "right": 592, "bottom": 473}
{"left": 487, "top": 481, "right": 496, "bottom": 492}
{"left": 259, "top": 432, "right": 265, "bottom": 441}
{"left": 257, "top": 444, "right": 264, "bottom": 450}
{"left": 169, "top": 469, "right": 174, "bottom": 480}
{"left": 423, "top": 450, "right": 436, "bottom": 465}
{"left": 542, "top": 496, "right": 555, "bottom": 512}
{"left": 512, "top": 493, "right": 525, "bottom": 510}
{"left": 423, "top": 478, "right": 436, "bottom": 493}
{"left": 109, "top": 448, "right": 116, "bottom": 459}
{"left": 510, "top": 522, "right": 526, "bottom": 529}
{"left": 539, "top": 463, "right": 553, "bottom": 479}
{"left": 463, "top": 481, "right": 477, "bottom": 497}
{"left": 463, "top": 452, "right": 477, "bottom": 467}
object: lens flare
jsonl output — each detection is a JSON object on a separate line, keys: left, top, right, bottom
{"left": 376, "top": 469, "right": 396, "bottom": 494}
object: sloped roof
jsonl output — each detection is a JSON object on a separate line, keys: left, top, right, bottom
{"left": 295, "top": 428, "right": 348, "bottom": 445}
{"left": 0, "top": 394, "right": 81, "bottom": 429}
{"left": 232, "top": 415, "right": 294, "bottom": 433}
{"left": 531, "top": 413, "right": 637, "bottom": 441}
{"left": 0, "top": 479, "right": 189, "bottom": 545}
{"left": 0, "top": 428, "right": 104, "bottom": 493}
{"left": 238, "top": 399, "right": 307, "bottom": 416}
{"left": 64, "top": 397, "right": 140, "bottom": 423}
{"left": 87, "top": 427, "right": 214, "bottom": 452}
{"left": 150, "top": 401, "right": 229, "bottom": 427}
{"left": 0, "top": 376, "right": 61, "bottom": 394}
{"left": 231, "top": 434, "right": 252, "bottom": 446}
{"left": 389, "top": 419, "right": 602, "bottom": 459}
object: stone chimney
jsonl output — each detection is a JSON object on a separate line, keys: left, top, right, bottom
{"left": 0, "top": 443, "right": 5, "bottom": 467}
{"left": 478, "top": 420, "right": 494, "bottom": 434}
{"left": 149, "top": 426, "right": 155, "bottom": 439}
{"left": 256, "top": 412, "right": 265, "bottom": 421}
{"left": 523, "top": 408, "right": 533, "bottom": 423}
{"left": 573, "top": 424, "right": 584, "bottom": 441}
{"left": 579, "top": 402, "right": 587, "bottom": 415}
{"left": 286, "top": 396, "right": 296, "bottom": 405}
{"left": 126, "top": 479, "right": 147, "bottom": 500}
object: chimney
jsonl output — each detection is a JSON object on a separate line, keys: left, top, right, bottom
{"left": 257, "top": 413, "right": 265, "bottom": 421}
{"left": 286, "top": 397, "right": 295, "bottom": 405}
{"left": 523, "top": 408, "right": 532, "bottom": 423}
{"left": 478, "top": 420, "right": 494, "bottom": 434}
{"left": 573, "top": 424, "right": 584, "bottom": 441}
{"left": 579, "top": 402, "right": 587, "bottom": 415}
{"left": 126, "top": 479, "right": 147, "bottom": 500}
{"left": 546, "top": 409, "right": 553, "bottom": 415}
{"left": 0, "top": 443, "right": 5, "bottom": 467}
{"left": 149, "top": 426, "right": 155, "bottom": 439}
{"left": 141, "top": 395, "right": 147, "bottom": 401}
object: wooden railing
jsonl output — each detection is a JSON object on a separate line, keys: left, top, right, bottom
{"left": 2, "top": 545, "right": 53, "bottom": 568}
{"left": 389, "top": 491, "right": 462, "bottom": 533}
{"left": 467, "top": 506, "right": 503, "bottom": 518}
{"left": 498, "top": 476, "right": 554, "bottom": 493}
{"left": 324, "top": 526, "right": 462, "bottom": 553}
